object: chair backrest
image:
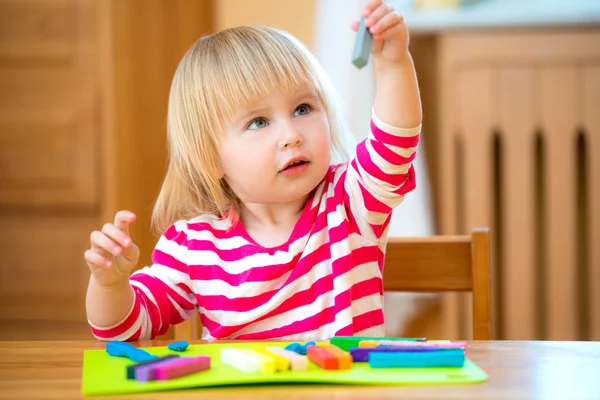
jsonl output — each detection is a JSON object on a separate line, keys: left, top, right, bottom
{"left": 173, "top": 227, "right": 492, "bottom": 340}
{"left": 383, "top": 227, "right": 491, "bottom": 340}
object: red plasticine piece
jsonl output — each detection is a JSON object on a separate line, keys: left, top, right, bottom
{"left": 307, "top": 345, "right": 338, "bottom": 370}
{"left": 154, "top": 356, "right": 211, "bottom": 380}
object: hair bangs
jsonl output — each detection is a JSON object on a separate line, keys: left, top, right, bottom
{"left": 202, "top": 26, "right": 322, "bottom": 131}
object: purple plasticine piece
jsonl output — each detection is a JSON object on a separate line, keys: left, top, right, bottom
{"left": 135, "top": 357, "right": 182, "bottom": 382}
{"left": 349, "top": 347, "right": 439, "bottom": 362}
{"left": 154, "top": 356, "right": 211, "bottom": 380}
{"left": 127, "top": 355, "right": 180, "bottom": 380}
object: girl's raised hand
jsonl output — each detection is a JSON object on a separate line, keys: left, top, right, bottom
{"left": 351, "top": 0, "right": 410, "bottom": 68}
{"left": 85, "top": 210, "right": 140, "bottom": 287}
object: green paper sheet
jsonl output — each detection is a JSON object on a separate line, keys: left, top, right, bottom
{"left": 82, "top": 341, "right": 488, "bottom": 396}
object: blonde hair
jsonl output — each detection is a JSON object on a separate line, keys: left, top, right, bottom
{"left": 152, "top": 26, "right": 350, "bottom": 235}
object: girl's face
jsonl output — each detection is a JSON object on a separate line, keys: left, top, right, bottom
{"left": 218, "top": 83, "right": 331, "bottom": 207}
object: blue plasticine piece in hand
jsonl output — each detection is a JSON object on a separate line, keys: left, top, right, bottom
{"left": 352, "top": 16, "right": 373, "bottom": 69}
{"left": 106, "top": 341, "right": 158, "bottom": 363}
{"left": 167, "top": 340, "right": 189, "bottom": 352}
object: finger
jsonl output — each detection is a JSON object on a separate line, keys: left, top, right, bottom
{"left": 90, "top": 230, "right": 123, "bottom": 257}
{"left": 118, "top": 242, "right": 140, "bottom": 263}
{"left": 102, "top": 223, "right": 131, "bottom": 248}
{"left": 350, "top": 20, "right": 359, "bottom": 32}
{"left": 114, "top": 210, "right": 136, "bottom": 235}
{"left": 365, "top": 3, "right": 392, "bottom": 28}
{"left": 370, "top": 10, "right": 403, "bottom": 35}
{"left": 362, "top": 0, "right": 384, "bottom": 18}
{"left": 374, "top": 23, "right": 406, "bottom": 42}
{"left": 85, "top": 249, "right": 112, "bottom": 268}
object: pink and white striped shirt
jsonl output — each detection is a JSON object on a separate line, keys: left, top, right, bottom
{"left": 90, "top": 113, "right": 420, "bottom": 341}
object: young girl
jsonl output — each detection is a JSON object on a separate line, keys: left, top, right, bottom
{"left": 85, "top": 0, "right": 422, "bottom": 341}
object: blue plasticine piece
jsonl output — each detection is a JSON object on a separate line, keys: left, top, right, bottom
{"left": 106, "top": 341, "right": 158, "bottom": 363}
{"left": 368, "top": 348, "right": 465, "bottom": 368}
{"left": 352, "top": 16, "right": 373, "bottom": 69}
{"left": 167, "top": 340, "right": 189, "bottom": 352}
{"left": 284, "top": 341, "right": 316, "bottom": 355}
{"left": 284, "top": 342, "right": 302, "bottom": 353}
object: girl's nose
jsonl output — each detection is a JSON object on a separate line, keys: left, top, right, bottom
{"left": 281, "top": 124, "right": 303, "bottom": 148}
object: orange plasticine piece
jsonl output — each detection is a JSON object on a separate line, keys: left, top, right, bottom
{"left": 320, "top": 344, "right": 352, "bottom": 369}
{"left": 307, "top": 345, "right": 338, "bottom": 370}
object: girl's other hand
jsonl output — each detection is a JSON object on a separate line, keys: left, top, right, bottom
{"left": 350, "top": 0, "right": 410, "bottom": 68}
{"left": 85, "top": 210, "right": 140, "bottom": 287}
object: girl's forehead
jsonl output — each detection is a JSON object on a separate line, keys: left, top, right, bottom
{"left": 231, "top": 81, "right": 317, "bottom": 113}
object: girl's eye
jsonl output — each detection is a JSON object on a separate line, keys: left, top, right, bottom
{"left": 247, "top": 118, "right": 268, "bottom": 130}
{"left": 294, "top": 103, "right": 313, "bottom": 117}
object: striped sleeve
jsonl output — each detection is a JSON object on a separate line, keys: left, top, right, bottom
{"left": 89, "top": 221, "right": 197, "bottom": 341}
{"left": 344, "top": 111, "right": 421, "bottom": 241}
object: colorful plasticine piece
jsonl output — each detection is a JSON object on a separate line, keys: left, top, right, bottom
{"left": 350, "top": 347, "right": 439, "bottom": 362}
{"left": 307, "top": 345, "right": 338, "bottom": 370}
{"left": 378, "top": 341, "right": 467, "bottom": 353}
{"left": 154, "top": 356, "right": 211, "bottom": 380}
{"left": 127, "top": 354, "right": 180, "bottom": 380}
{"left": 320, "top": 344, "right": 353, "bottom": 370}
{"left": 167, "top": 340, "right": 189, "bottom": 352}
{"left": 358, "top": 340, "right": 379, "bottom": 347}
{"left": 330, "top": 336, "right": 426, "bottom": 352}
{"left": 135, "top": 357, "right": 180, "bottom": 382}
{"left": 239, "top": 349, "right": 276, "bottom": 373}
{"left": 352, "top": 16, "right": 373, "bottom": 69}
{"left": 134, "top": 356, "right": 184, "bottom": 382}
{"left": 106, "top": 341, "right": 157, "bottom": 363}
{"left": 284, "top": 341, "right": 315, "bottom": 355}
{"left": 265, "top": 347, "right": 309, "bottom": 371}
{"left": 221, "top": 348, "right": 261, "bottom": 374}
{"left": 253, "top": 347, "right": 291, "bottom": 371}
{"left": 369, "top": 348, "right": 465, "bottom": 368}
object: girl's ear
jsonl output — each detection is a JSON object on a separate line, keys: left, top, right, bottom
{"left": 214, "top": 160, "right": 225, "bottom": 180}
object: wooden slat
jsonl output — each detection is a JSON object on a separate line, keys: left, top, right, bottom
{"left": 497, "top": 67, "right": 536, "bottom": 339}
{"left": 583, "top": 66, "right": 600, "bottom": 340}
{"left": 383, "top": 236, "right": 472, "bottom": 291}
{"left": 458, "top": 67, "right": 494, "bottom": 339}
{"left": 472, "top": 228, "right": 491, "bottom": 340}
{"left": 540, "top": 66, "right": 579, "bottom": 340}
{"left": 438, "top": 37, "right": 461, "bottom": 340}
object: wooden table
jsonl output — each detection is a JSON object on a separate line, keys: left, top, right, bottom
{"left": 1, "top": 340, "right": 599, "bottom": 399}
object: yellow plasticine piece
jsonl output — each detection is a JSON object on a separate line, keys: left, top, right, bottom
{"left": 265, "top": 347, "right": 308, "bottom": 371}
{"left": 253, "top": 347, "right": 290, "bottom": 372}
{"left": 320, "top": 344, "right": 352, "bottom": 370}
{"left": 358, "top": 340, "right": 379, "bottom": 347}
{"left": 240, "top": 349, "right": 276, "bottom": 373}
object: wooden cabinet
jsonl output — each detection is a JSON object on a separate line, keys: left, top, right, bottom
{"left": 411, "top": 28, "right": 600, "bottom": 341}
{"left": 0, "top": 0, "right": 211, "bottom": 340}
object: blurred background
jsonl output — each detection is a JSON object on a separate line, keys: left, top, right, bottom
{"left": 0, "top": 0, "right": 598, "bottom": 341}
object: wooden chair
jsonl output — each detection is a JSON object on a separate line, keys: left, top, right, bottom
{"left": 173, "top": 227, "right": 492, "bottom": 340}
{"left": 383, "top": 227, "right": 491, "bottom": 340}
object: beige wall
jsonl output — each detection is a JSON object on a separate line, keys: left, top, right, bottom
{"left": 214, "top": 0, "right": 316, "bottom": 48}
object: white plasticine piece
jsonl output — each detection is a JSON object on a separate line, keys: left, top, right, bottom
{"left": 240, "top": 349, "right": 276, "bottom": 373}
{"left": 220, "top": 348, "right": 260, "bottom": 374}
{"left": 265, "top": 347, "right": 308, "bottom": 371}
